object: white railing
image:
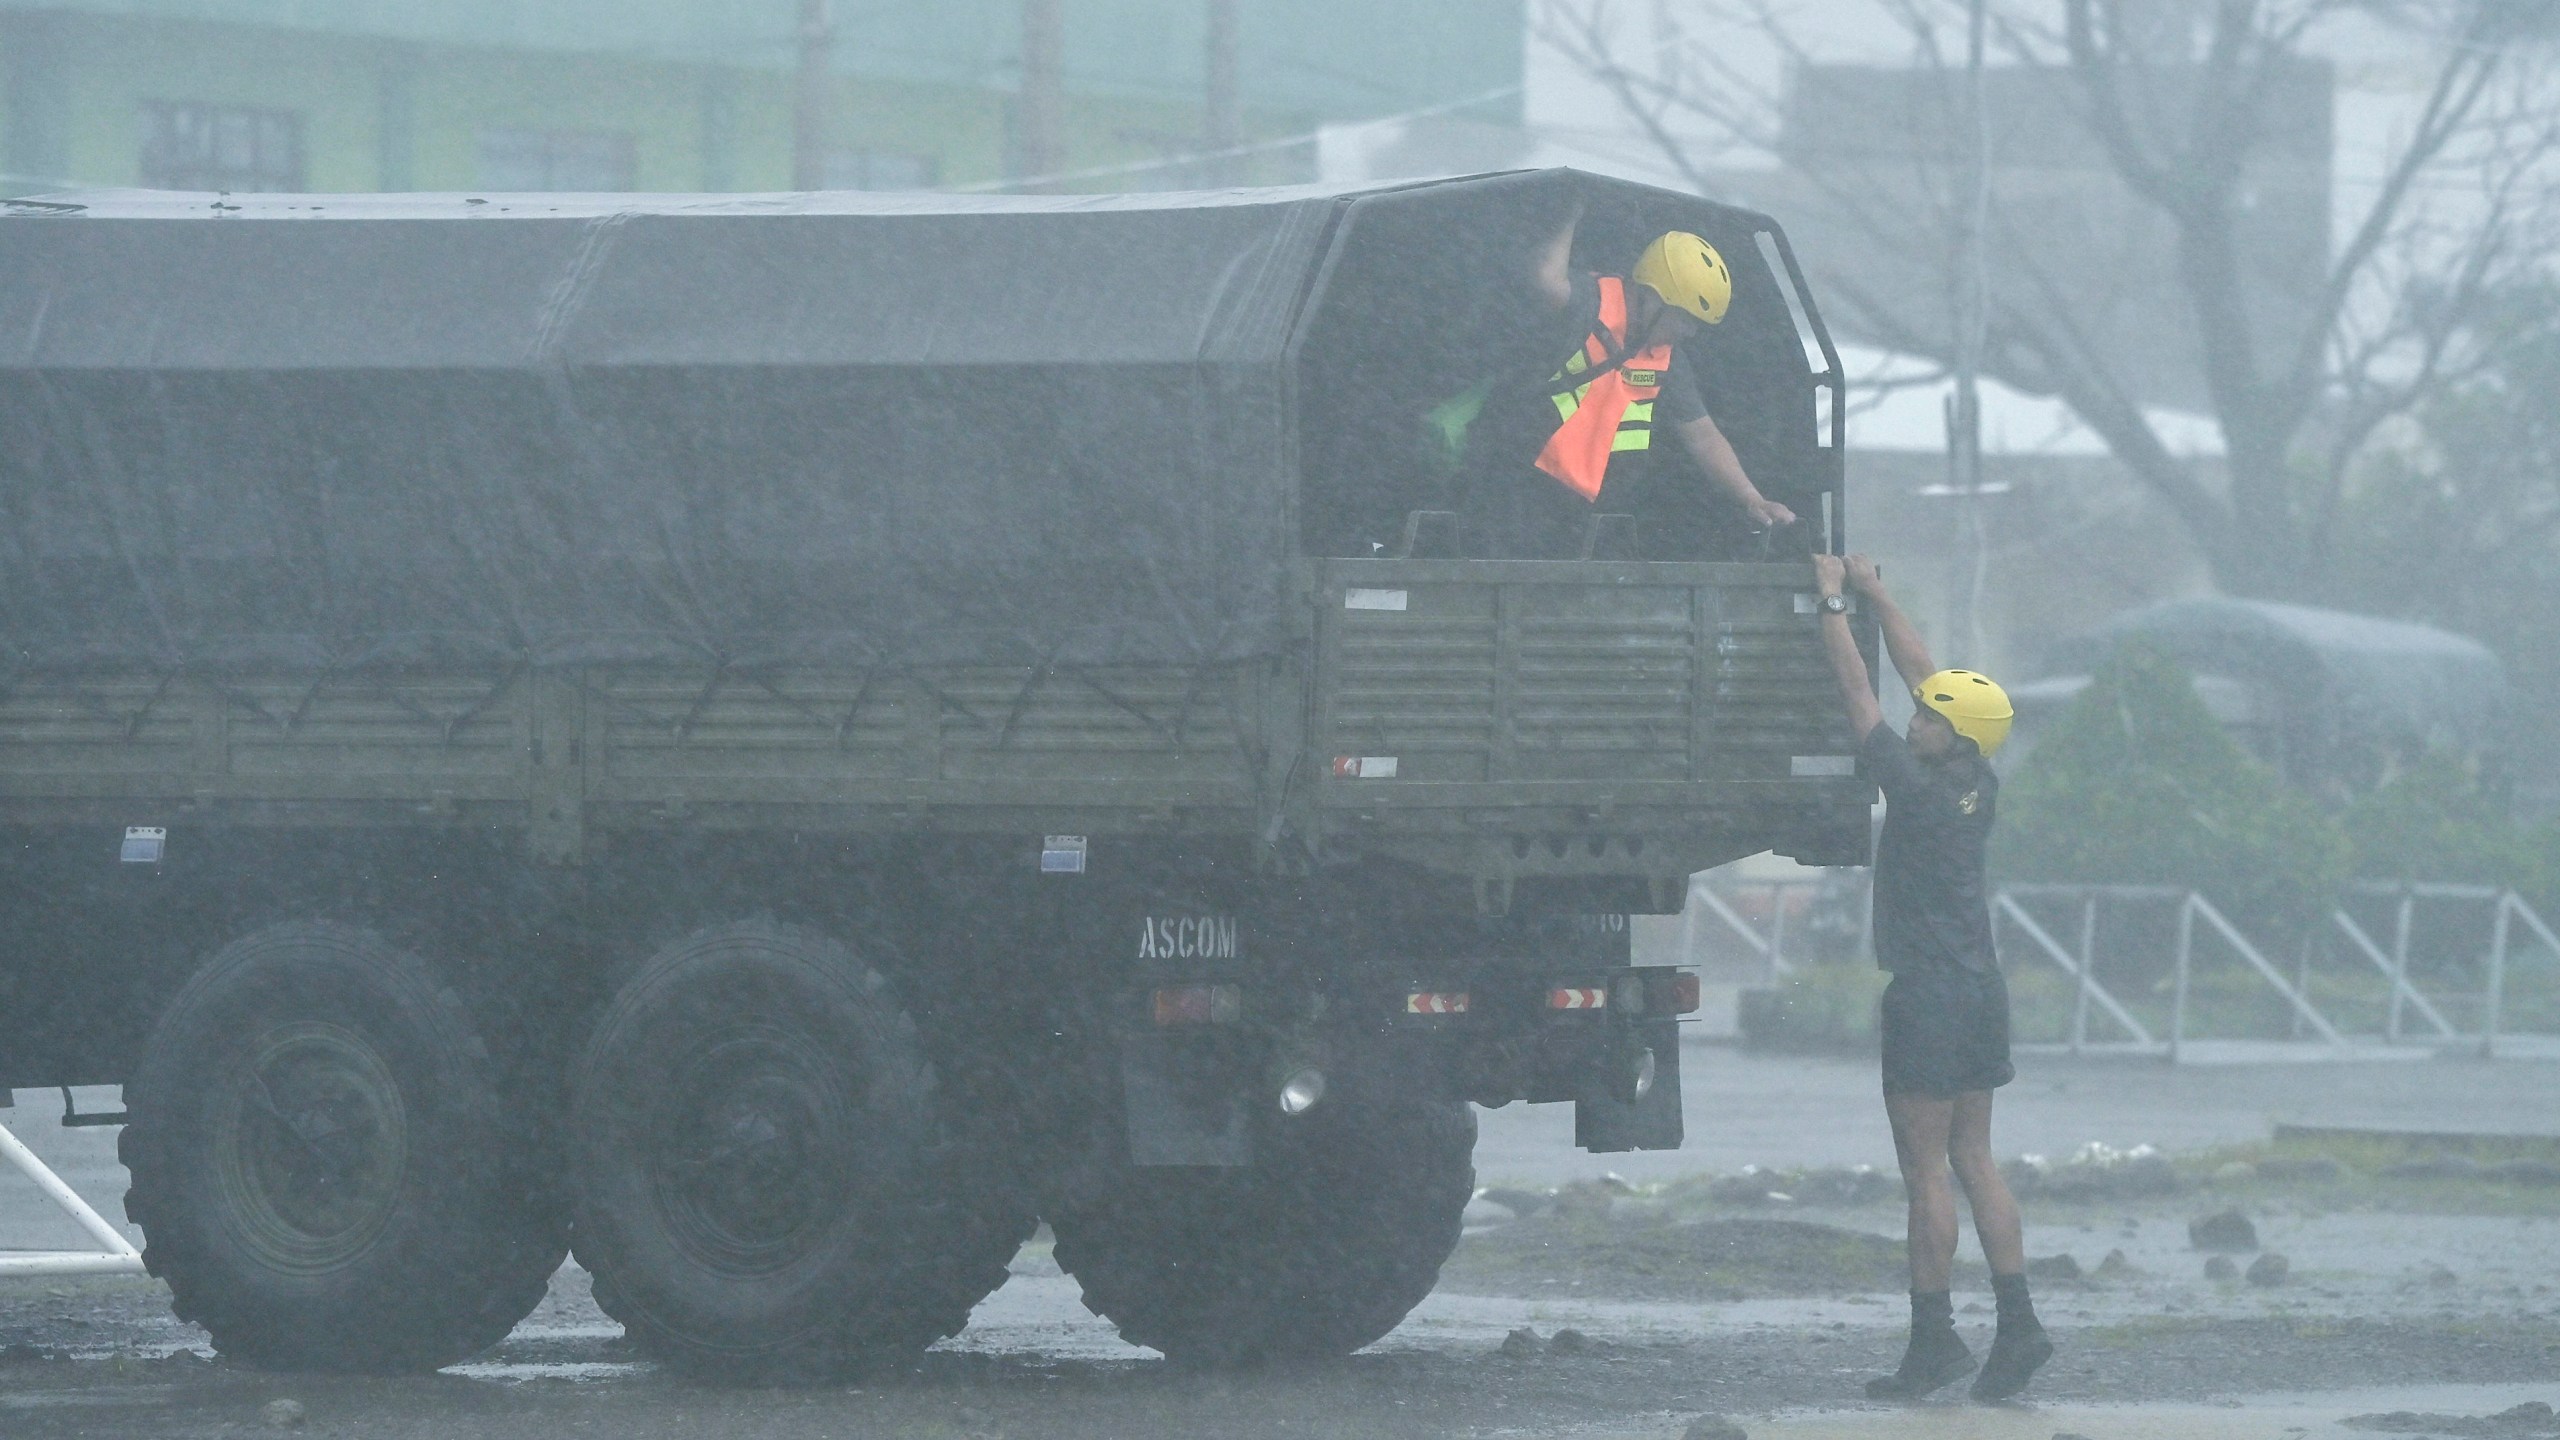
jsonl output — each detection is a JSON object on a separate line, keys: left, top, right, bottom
{"left": 2330, "top": 882, "right": 2560, "bottom": 1059}
{"left": 1991, "top": 885, "right": 2167, "bottom": 1051}
{"left": 0, "top": 1099, "right": 146, "bottom": 1279}
{"left": 1710, "top": 872, "right": 2560, "bottom": 1063}
{"left": 1995, "top": 885, "right": 2347, "bottom": 1059}
{"left": 1679, "top": 873, "right": 1860, "bottom": 978}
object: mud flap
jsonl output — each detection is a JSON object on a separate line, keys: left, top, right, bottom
{"left": 1573, "top": 1024, "right": 1682, "bottom": 1153}
{"left": 1120, "top": 1042, "right": 1251, "bottom": 1167}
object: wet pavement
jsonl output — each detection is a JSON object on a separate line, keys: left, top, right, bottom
{"left": 4, "top": 1262, "right": 2555, "bottom": 1440}
{"left": 1630, "top": 1387, "right": 2560, "bottom": 1440}
{"left": 1473, "top": 1041, "right": 2560, "bottom": 1186}
{"left": 5, "top": 1047, "right": 2558, "bottom": 1437}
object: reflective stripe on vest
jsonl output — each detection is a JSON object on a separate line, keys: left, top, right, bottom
{"left": 1534, "top": 275, "right": 1674, "bottom": 501}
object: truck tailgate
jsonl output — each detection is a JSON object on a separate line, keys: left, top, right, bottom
{"left": 1307, "top": 558, "right": 1873, "bottom": 892}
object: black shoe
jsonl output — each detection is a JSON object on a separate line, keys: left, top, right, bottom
{"left": 1969, "top": 1323, "right": 2054, "bottom": 1401}
{"left": 1864, "top": 1327, "right": 1975, "bottom": 1400}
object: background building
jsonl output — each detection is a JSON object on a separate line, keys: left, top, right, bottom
{"left": 1, "top": 0, "right": 1525, "bottom": 196}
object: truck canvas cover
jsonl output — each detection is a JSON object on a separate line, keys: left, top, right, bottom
{"left": 0, "top": 172, "right": 1827, "bottom": 674}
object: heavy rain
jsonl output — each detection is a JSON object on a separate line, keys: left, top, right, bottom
{"left": 2, "top": 3, "right": 2558, "bottom": 1438}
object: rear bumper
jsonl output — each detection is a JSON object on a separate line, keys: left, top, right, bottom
{"left": 1118, "top": 964, "right": 1691, "bottom": 1164}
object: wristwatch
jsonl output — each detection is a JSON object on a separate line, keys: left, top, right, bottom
{"left": 1819, "top": 593, "right": 1849, "bottom": 615}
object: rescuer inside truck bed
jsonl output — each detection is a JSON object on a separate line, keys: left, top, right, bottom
{"left": 1463, "top": 210, "right": 1797, "bottom": 558}
{"left": 1811, "top": 553, "right": 2052, "bottom": 1403}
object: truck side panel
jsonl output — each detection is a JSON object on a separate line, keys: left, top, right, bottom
{"left": 0, "top": 561, "right": 1868, "bottom": 891}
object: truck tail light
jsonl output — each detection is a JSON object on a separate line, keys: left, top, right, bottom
{"left": 1152, "top": 985, "right": 1242, "bottom": 1026}
{"left": 1403, "top": 990, "right": 1470, "bottom": 1016}
{"left": 1547, "top": 986, "right": 1607, "bottom": 1011}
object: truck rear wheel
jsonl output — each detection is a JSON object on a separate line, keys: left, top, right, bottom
{"left": 568, "top": 920, "right": 1030, "bottom": 1383}
{"left": 1049, "top": 1096, "right": 1475, "bottom": 1366}
{"left": 120, "top": 923, "right": 566, "bottom": 1372}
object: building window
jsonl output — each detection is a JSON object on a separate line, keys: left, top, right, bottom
{"left": 476, "top": 129, "right": 636, "bottom": 192}
{"left": 139, "top": 101, "right": 305, "bottom": 192}
{"left": 823, "top": 151, "right": 939, "bottom": 191}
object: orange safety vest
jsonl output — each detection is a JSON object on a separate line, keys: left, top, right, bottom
{"left": 1534, "top": 275, "right": 1673, "bottom": 502}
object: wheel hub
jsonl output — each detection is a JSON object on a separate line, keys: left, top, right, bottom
{"left": 211, "top": 1021, "right": 409, "bottom": 1276}
{"left": 653, "top": 1036, "right": 845, "bottom": 1272}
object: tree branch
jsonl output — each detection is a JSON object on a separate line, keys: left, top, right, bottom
{"left": 2064, "top": 0, "right": 2186, "bottom": 213}
{"left": 2279, "top": 18, "right": 2504, "bottom": 416}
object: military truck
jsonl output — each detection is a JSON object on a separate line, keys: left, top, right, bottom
{"left": 0, "top": 169, "right": 1870, "bottom": 1377}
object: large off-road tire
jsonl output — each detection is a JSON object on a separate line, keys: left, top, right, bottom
{"left": 120, "top": 923, "right": 567, "bottom": 1372}
{"left": 1049, "top": 1096, "right": 1476, "bottom": 1366}
{"left": 568, "top": 920, "right": 1031, "bottom": 1383}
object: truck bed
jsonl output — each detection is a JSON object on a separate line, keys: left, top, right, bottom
{"left": 0, "top": 560, "right": 1870, "bottom": 892}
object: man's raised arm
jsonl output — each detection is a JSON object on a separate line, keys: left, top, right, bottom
{"left": 1813, "top": 555, "right": 1884, "bottom": 741}
{"left": 1845, "top": 554, "right": 1934, "bottom": 693}
{"left": 1532, "top": 202, "right": 1583, "bottom": 311}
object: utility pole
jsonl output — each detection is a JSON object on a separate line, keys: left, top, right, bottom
{"left": 1017, "top": 0, "right": 1064, "bottom": 186}
{"left": 1203, "top": 0, "right": 1242, "bottom": 185}
{"left": 792, "top": 0, "right": 834, "bottom": 190}
{"left": 1944, "top": 0, "right": 1991, "bottom": 666}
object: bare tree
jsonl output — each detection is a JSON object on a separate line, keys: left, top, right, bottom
{"left": 1540, "top": 0, "right": 2560, "bottom": 600}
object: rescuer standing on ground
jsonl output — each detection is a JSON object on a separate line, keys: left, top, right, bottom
{"left": 1460, "top": 207, "right": 1796, "bottom": 558}
{"left": 1810, "top": 553, "right": 2052, "bottom": 1402}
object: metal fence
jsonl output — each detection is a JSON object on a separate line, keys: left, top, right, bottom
{"left": 1691, "top": 871, "right": 2560, "bottom": 1061}
{"left": 1994, "top": 884, "right": 2354, "bottom": 1060}
{"left": 1681, "top": 875, "right": 1815, "bottom": 979}
{"left": 0, "top": 1100, "right": 145, "bottom": 1279}
{"left": 2328, "top": 882, "right": 2560, "bottom": 1058}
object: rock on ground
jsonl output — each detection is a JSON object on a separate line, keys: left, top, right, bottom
{"left": 2189, "top": 1208, "right": 2259, "bottom": 1252}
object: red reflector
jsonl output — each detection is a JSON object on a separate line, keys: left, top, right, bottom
{"left": 1671, "top": 973, "right": 1702, "bottom": 1015}
{"left": 1547, "top": 986, "right": 1607, "bottom": 1011}
{"left": 1152, "top": 985, "right": 1242, "bottom": 1026}
{"left": 1404, "top": 991, "right": 1470, "bottom": 1016}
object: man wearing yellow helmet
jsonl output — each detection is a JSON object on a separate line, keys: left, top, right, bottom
{"left": 1811, "top": 553, "right": 2052, "bottom": 1404}
{"left": 1472, "top": 210, "right": 1796, "bottom": 557}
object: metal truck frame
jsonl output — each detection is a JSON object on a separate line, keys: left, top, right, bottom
{"left": 0, "top": 170, "right": 1872, "bottom": 1376}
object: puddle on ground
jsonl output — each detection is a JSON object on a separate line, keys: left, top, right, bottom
{"left": 1604, "top": 1382, "right": 2560, "bottom": 1440}
{"left": 444, "top": 1360, "right": 647, "bottom": 1383}
{"left": 0, "top": 1385, "right": 180, "bottom": 1410}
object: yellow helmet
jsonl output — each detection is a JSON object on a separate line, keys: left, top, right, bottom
{"left": 1630, "top": 231, "right": 1734, "bottom": 325}
{"left": 1914, "top": 669, "right": 2014, "bottom": 757}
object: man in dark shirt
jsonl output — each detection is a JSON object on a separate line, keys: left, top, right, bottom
{"left": 1460, "top": 208, "right": 1796, "bottom": 559}
{"left": 1813, "top": 552, "right": 2052, "bottom": 1402}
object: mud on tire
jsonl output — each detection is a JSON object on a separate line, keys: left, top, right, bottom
{"left": 568, "top": 920, "right": 1031, "bottom": 1383}
{"left": 120, "top": 923, "right": 567, "bottom": 1373}
{"left": 1049, "top": 1096, "right": 1476, "bottom": 1366}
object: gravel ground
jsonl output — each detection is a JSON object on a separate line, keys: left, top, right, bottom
{"left": 6, "top": 1167, "right": 2558, "bottom": 1438}
{"left": 5, "top": 1053, "right": 2557, "bottom": 1437}
{"left": 5, "top": 1258, "right": 2558, "bottom": 1440}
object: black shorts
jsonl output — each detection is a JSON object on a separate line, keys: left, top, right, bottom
{"left": 1880, "top": 964, "right": 2015, "bottom": 1097}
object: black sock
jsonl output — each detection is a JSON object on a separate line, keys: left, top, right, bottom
{"left": 1973, "top": 1273, "right": 2056, "bottom": 1400}
{"left": 1990, "top": 1272, "right": 2039, "bottom": 1331}
{"left": 1868, "top": 1290, "right": 1973, "bottom": 1397}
